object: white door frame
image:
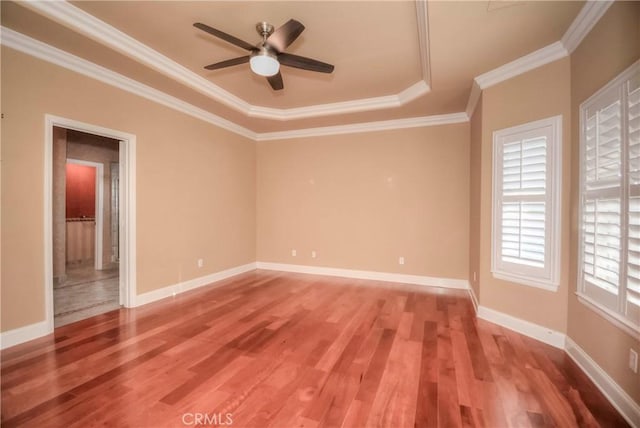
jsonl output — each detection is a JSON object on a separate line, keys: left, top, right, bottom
{"left": 44, "top": 115, "right": 137, "bottom": 333}
{"left": 66, "top": 159, "right": 104, "bottom": 271}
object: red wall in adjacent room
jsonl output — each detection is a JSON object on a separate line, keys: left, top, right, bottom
{"left": 66, "top": 163, "right": 95, "bottom": 218}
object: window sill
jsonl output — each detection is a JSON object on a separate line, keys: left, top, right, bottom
{"left": 576, "top": 292, "right": 640, "bottom": 339}
{"left": 492, "top": 270, "right": 558, "bottom": 292}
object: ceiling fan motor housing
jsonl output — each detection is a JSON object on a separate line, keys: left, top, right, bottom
{"left": 256, "top": 22, "right": 275, "bottom": 39}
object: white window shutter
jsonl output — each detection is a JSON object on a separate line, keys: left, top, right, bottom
{"left": 626, "top": 73, "right": 640, "bottom": 321}
{"left": 581, "top": 86, "right": 623, "bottom": 312}
{"left": 578, "top": 60, "right": 640, "bottom": 334}
{"left": 492, "top": 116, "right": 561, "bottom": 290}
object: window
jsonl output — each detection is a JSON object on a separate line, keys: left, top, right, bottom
{"left": 492, "top": 116, "right": 562, "bottom": 291}
{"left": 578, "top": 60, "right": 640, "bottom": 334}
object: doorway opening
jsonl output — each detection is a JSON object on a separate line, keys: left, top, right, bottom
{"left": 53, "top": 130, "right": 120, "bottom": 326}
{"left": 45, "top": 115, "right": 136, "bottom": 332}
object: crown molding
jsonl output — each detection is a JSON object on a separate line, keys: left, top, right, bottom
{"left": 20, "top": 0, "right": 431, "bottom": 121}
{"left": 399, "top": 80, "right": 431, "bottom": 104}
{"left": 249, "top": 80, "right": 430, "bottom": 121}
{"left": 0, "top": 27, "right": 258, "bottom": 140}
{"left": 415, "top": 0, "right": 432, "bottom": 85}
{"left": 256, "top": 112, "right": 469, "bottom": 141}
{"left": 561, "top": 0, "right": 614, "bottom": 54}
{"left": 475, "top": 41, "right": 568, "bottom": 90}
{"left": 465, "top": 0, "right": 613, "bottom": 114}
{"left": 466, "top": 38, "right": 570, "bottom": 116}
{"left": 465, "top": 81, "right": 482, "bottom": 117}
{"left": 2, "top": 27, "right": 462, "bottom": 141}
{"left": 20, "top": 0, "right": 252, "bottom": 113}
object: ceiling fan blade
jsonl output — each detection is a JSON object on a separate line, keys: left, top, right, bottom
{"left": 267, "top": 19, "right": 305, "bottom": 52}
{"left": 204, "top": 56, "right": 250, "bottom": 70}
{"left": 194, "top": 22, "right": 256, "bottom": 51}
{"left": 278, "top": 53, "right": 334, "bottom": 73}
{"left": 267, "top": 72, "right": 284, "bottom": 91}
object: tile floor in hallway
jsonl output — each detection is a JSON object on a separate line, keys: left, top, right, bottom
{"left": 54, "top": 263, "right": 120, "bottom": 327}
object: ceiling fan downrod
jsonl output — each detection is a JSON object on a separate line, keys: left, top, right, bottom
{"left": 256, "top": 22, "right": 274, "bottom": 42}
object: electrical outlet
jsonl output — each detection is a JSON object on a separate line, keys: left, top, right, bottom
{"left": 291, "top": 249, "right": 297, "bottom": 257}
{"left": 473, "top": 272, "right": 477, "bottom": 282}
{"left": 630, "top": 349, "right": 638, "bottom": 373}
{"left": 399, "top": 256, "right": 405, "bottom": 265}
{"left": 311, "top": 250, "right": 317, "bottom": 258}
{"left": 197, "top": 258, "right": 203, "bottom": 268}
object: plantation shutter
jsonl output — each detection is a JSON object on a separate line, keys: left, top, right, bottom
{"left": 582, "top": 85, "right": 623, "bottom": 310}
{"left": 579, "top": 61, "right": 640, "bottom": 332}
{"left": 492, "top": 116, "right": 560, "bottom": 290}
{"left": 501, "top": 137, "right": 547, "bottom": 268}
{"left": 626, "top": 74, "right": 640, "bottom": 320}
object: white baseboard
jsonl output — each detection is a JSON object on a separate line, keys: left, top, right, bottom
{"left": 0, "top": 261, "right": 462, "bottom": 349}
{"left": 477, "top": 305, "right": 566, "bottom": 349}
{"left": 255, "top": 261, "right": 470, "bottom": 290}
{"left": 0, "top": 262, "right": 257, "bottom": 349}
{"left": 565, "top": 337, "right": 640, "bottom": 428}
{"left": 0, "top": 320, "right": 52, "bottom": 350}
{"left": 468, "top": 286, "right": 479, "bottom": 313}
{"left": 2, "top": 263, "right": 637, "bottom": 427}
{"left": 135, "top": 262, "right": 257, "bottom": 307}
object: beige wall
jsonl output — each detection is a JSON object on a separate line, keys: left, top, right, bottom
{"left": 478, "top": 58, "right": 572, "bottom": 333}
{"left": 1, "top": 47, "right": 256, "bottom": 331}
{"left": 2, "top": 1, "right": 639, "bottom": 405}
{"left": 470, "top": 1, "right": 640, "bottom": 402}
{"left": 52, "top": 127, "right": 67, "bottom": 282}
{"left": 257, "top": 125, "right": 470, "bottom": 279}
{"left": 567, "top": 1, "right": 640, "bottom": 402}
{"left": 469, "top": 94, "right": 482, "bottom": 300}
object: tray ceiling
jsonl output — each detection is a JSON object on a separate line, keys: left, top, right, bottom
{"left": 1, "top": 1, "right": 584, "bottom": 133}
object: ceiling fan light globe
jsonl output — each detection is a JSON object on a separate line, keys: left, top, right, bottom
{"left": 250, "top": 54, "right": 280, "bottom": 77}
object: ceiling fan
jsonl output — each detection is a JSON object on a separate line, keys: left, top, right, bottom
{"left": 194, "top": 19, "right": 334, "bottom": 91}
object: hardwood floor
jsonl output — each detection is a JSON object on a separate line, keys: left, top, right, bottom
{"left": 1, "top": 270, "right": 628, "bottom": 427}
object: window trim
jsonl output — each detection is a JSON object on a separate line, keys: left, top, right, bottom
{"left": 576, "top": 59, "right": 640, "bottom": 335}
{"left": 576, "top": 292, "right": 640, "bottom": 339}
{"left": 491, "top": 115, "right": 563, "bottom": 291}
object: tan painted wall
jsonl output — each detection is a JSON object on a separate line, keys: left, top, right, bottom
{"left": 469, "top": 94, "right": 482, "bottom": 301}
{"left": 479, "top": 58, "right": 572, "bottom": 333}
{"left": 568, "top": 1, "right": 640, "bottom": 402}
{"left": 1, "top": 47, "right": 256, "bottom": 331}
{"left": 3, "top": 4, "right": 638, "bottom": 408}
{"left": 52, "top": 127, "right": 67, "bottom": 282}
{"left": 257, "top": 124, "right": 470, "bottom": 279}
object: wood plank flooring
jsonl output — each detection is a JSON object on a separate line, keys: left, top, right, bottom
{"left": 1, "top": 270, "right": 628, "bottom": 427}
